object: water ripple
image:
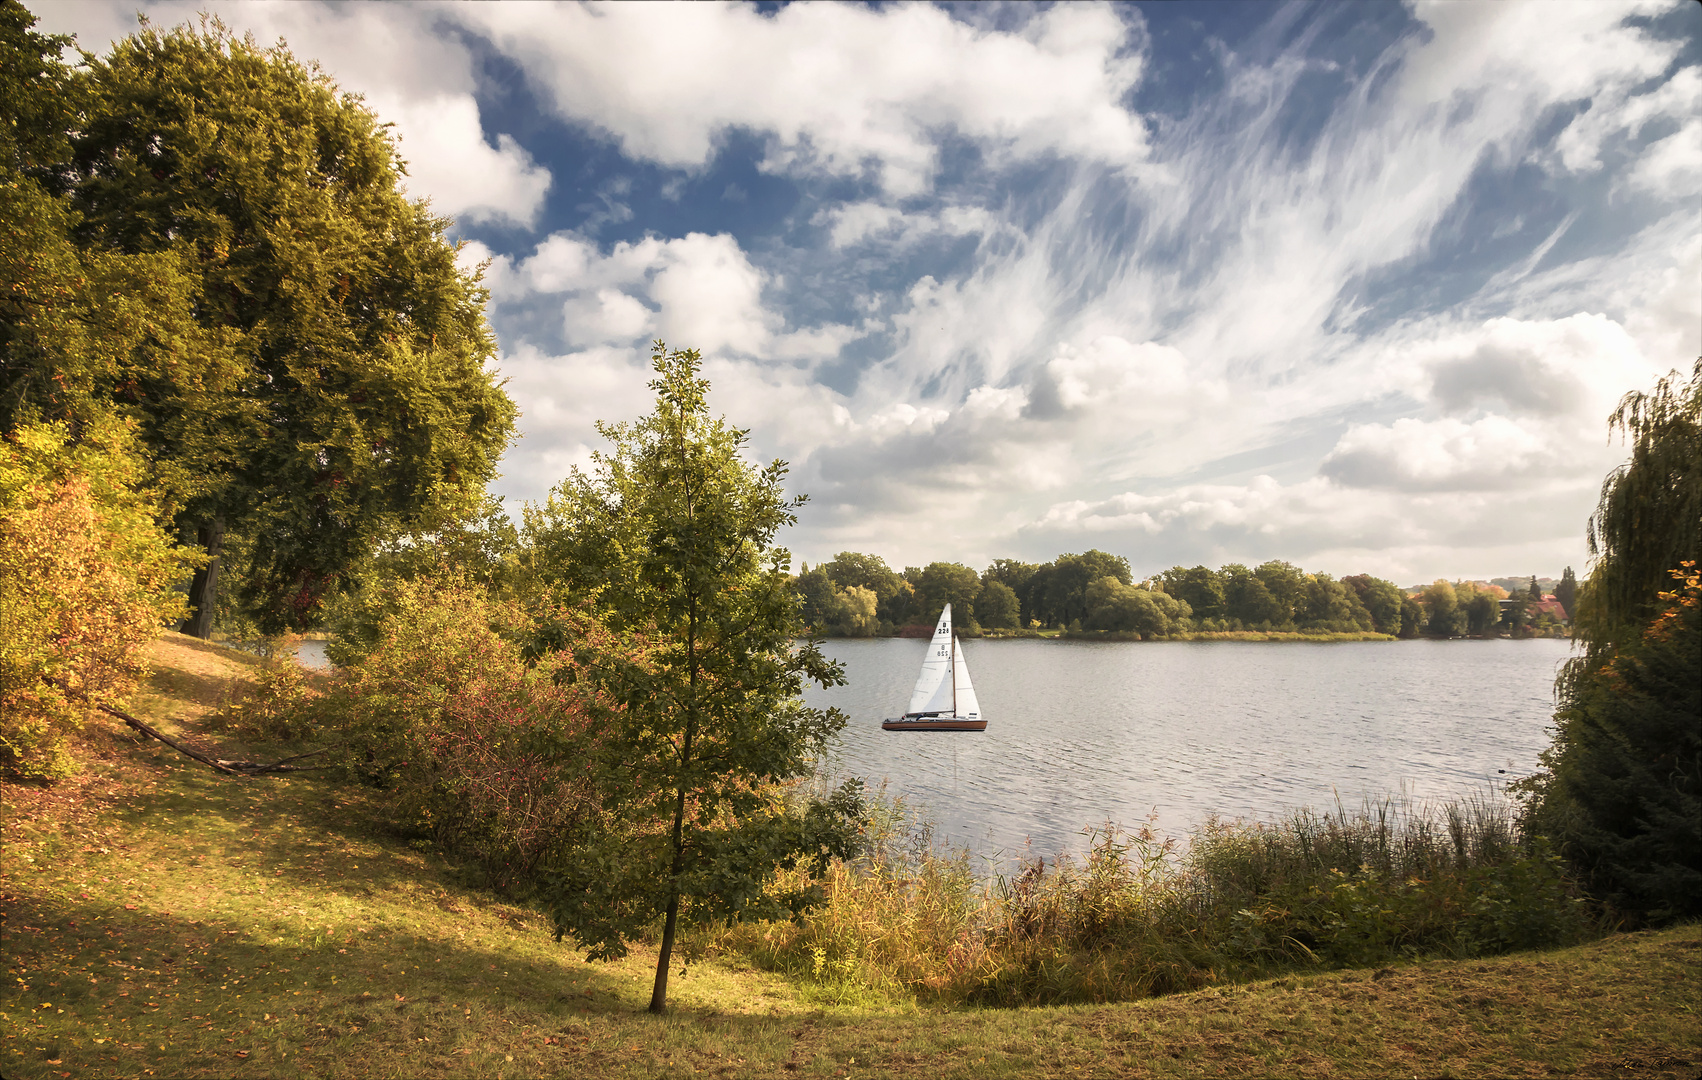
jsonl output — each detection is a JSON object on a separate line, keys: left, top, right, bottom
{"left": 806, "top": 637, "right": 1573, "bottom": 858}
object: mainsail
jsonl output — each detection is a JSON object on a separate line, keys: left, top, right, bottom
{"left": 908, "top": 604, "right": 956, "bottom": 714}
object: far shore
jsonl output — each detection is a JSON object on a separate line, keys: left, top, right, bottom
{"left": 805, "top": 628, "right": 1568, "bottom": 642}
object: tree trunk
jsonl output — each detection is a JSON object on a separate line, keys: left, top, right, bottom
{"left": 650, "top": 774, "right": 692, "bottom": 1014}
{"left": 649, "top": 891, "right": 680, "bottom": 1014}
{"left": 181, "top": 517, "right": 226, "bottom": 638}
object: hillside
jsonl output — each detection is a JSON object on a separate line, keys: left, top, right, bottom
{"left": 2, "top": 634, "right": 1697, "bottom": 1079}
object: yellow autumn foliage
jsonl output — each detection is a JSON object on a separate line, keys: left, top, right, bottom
{"left": 0, "top": 418, "right": 195, "bottom": 778}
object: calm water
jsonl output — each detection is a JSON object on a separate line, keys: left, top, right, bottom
{"left": 803, "top": 637, "right": 1573, "bottom": 858}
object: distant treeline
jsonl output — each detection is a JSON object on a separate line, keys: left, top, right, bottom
{"left": 797, "top": 551, "right": 1397, "bottom": 639}
{"left": 795, "top": 552, "right": 1573, "bottom": 640}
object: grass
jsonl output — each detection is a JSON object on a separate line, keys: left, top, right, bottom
{"left": 2, "top": 632, "right": 1699, "bottom": 1078}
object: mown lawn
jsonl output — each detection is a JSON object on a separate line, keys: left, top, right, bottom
{"left": 2, "top": 634, "right": 1697, "bottom": 1079}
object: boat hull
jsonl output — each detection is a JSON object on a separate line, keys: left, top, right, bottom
{"left": 881, "top": 717, "right": 988, "bottom": 731}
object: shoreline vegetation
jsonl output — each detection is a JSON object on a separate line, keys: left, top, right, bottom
{"left": 805, "top": 628, "right": 1403, "bottom": 643}
{"left": 3, "top": 634, "right": 1696, "bottom": 1079}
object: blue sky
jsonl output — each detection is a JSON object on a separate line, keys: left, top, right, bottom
{"left": 36, "top": 1, "right": 1702, "bottom": 584}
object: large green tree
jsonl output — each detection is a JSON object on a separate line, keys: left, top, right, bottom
{"left": 1221, "top": 563, "right": 1282, "bottom": 627}
{"left": 1160, "top": 565, "right": 1225, "bottom": 621}
{"left": 1342, "top": 573, "right": 1406, "bottom": 635}
{"left": 974, "top": 579, "right": 1021, "bottom": 629}
{"left": 1024, "top": 549, "right": 1131, "bottom": 628}
{"left": 6, "top": 16, "right": 516, "bottom": 634}
{"left": 1083, "top": 576, "right": 1191, "bottom": 638}
{"left": 981, "top": 557, "right": 1038, "bottom": 624}
{"left": 821, "top": 550, "right": 910, "bottom": 626}
{"left": 1522, "top": 360, "right": 1702, "bottom": 920}
{"left": 526, "top": 344, "right": 863, "bottom": 1013}
{"left": 1421, "top": 579, "right": 1463, "bottom": 638}
{"left": 910, "top": 560, "right": 981, "bottom": 629}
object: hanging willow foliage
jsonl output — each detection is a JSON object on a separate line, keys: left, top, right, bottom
{"left": 1520, "top": 358, "right": 1702, "bottom": 922}
{"left": 1576, "top": 357, "right": 1702, "bottom": 665}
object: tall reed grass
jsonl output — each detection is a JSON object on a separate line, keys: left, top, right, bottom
{"left": 695, "top": 787, "right": 1595, "bottom": 1007}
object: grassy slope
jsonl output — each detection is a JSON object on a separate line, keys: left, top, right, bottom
{"left": 1, "top": 633, "right": 1697, "bottom": 1080}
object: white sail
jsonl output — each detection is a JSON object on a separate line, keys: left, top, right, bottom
{"left": 952, "top": 639, "right": 979, "bottom": 719}
{"left": 907, "top": 604, "right": 956, "bottom": 714}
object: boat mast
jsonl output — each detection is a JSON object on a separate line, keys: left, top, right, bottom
{"left": 950, "top": 631, "right": 958, "bottom": 717}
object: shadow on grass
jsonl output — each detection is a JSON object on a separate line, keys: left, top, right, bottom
{"left": 2, "top": 884, "right": 816, "bottom": 1080}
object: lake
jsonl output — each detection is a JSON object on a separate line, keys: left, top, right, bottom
{"left": 293, "top": 633, "right": 1573, "bottom": 860}
{"left": 802, "top": 637, "right": 1573, "bottom": 859}
{"left": 295, "top": 639, "right": 330, "bottom": 669}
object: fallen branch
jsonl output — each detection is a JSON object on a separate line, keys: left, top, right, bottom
{"left": 44, "top": 677, "right": 339, "bottom": 777}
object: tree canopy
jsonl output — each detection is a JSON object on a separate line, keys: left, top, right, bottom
{"left": 3, "top": 14, "right": 516, "bottom": 634}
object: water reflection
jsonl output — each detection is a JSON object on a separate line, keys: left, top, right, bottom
{"left": 804, "top": 637, "right": 1571, "bottom": 858}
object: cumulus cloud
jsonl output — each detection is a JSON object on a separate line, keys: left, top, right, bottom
{"left": 490, "top": 230, "right": 872, "bottom": 360}
{"left": 375, "top": 95, "right": 551, "bottom": 229}
{"left": 1322, "top": 417, "right": 1549, "bottom": 492}
{"left": 453, "top": 1, "right": 1149, "bottom": 196}
{"left": 1418, "top": 314, "right": 1653, "bottom": 421}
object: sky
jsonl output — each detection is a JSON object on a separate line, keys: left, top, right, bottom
{"left": 33, "top": 0, "right": 1702, "bottom": 586}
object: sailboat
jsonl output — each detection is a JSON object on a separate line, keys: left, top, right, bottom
{"left": 882, "top": 603, "right": 986, "bottom": 731}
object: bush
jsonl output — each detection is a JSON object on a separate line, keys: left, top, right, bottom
{"left": 0, "top": 419, "right": 191, "bottom": 779}
{"left": 210, "top": 634, "right": 316, "bottom": 742}
{"left": 318, "top": 575, "right": 607, "bottom": 894}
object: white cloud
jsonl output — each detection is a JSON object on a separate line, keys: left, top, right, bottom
{"left": 1322, "top": 416, "right": 1548, "bottom": 491}
{"left": 1398, "top": 0, "right": 1678, "bottom": 109}
{"left": 561, "top": 288, "right": 654, "bottom": 347}
{"left": 1557, "top": 64, "right": 1702, "bottom": 173}
{"left": 454, "top": 1, "right": 1148, "bottom": 196}
{"left": 498, "top": 231, "right": 806, "bottom": 357}
{"left": 1318, "top": 311, "right": 1662, "bottom": 492}
{"left": 1417, "top": 313, "right": 1654, "bottom": 421}
{"left": 1628, "top": 117, "right": 1702, "bottom": 198}
{"left": 819, "top": 201, "right": 996, "bottom": 249}
{"left": 648, "top": 233, "right": 773, "bottom": 355}
{"left": 375, "top": 95, "right": 551, "bottom": 229}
